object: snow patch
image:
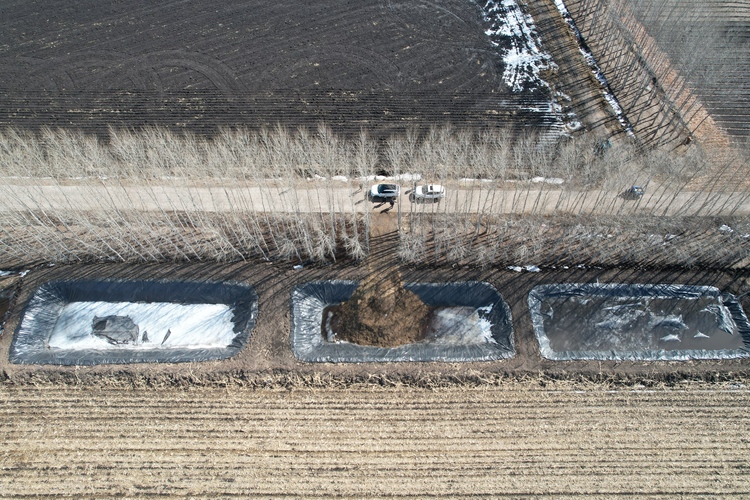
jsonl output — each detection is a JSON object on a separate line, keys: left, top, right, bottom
{"left": 360, "top": 173, "right": 422, "bottom": 182}
{"left": 482, "top": 0, "right": 555, "bottom": 93}
{"left": 552, "top": 0, "right": 634, "bottom": 136}
{"left": 531, "top": 177, "right": 564, "bottom": 184}
{"left": 479, "top": 0, "right": 579, "bottom": 135}
{"left": 424, "top": 307, "right": 496, "bottom": 345}
{"left": 459, "top": 178, "right": 494, "bottom": 184}
{"left": 394, "top": 173, "right": 422, "bottom": 181}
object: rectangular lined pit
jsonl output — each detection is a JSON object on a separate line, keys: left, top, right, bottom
{"left": 292, "top": 281, "right": 514, "bottom": 363}
{"left": 529, "top": 283, "right": 750, "bottom": 361}
{"left": 11, "top": 279, "right": 257, "bottom": 365}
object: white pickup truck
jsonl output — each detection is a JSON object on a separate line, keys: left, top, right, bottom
{"left": 410, "top": 184, "right": 445, "bottom": 203}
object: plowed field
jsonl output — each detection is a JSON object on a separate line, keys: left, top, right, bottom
{"left": 1, "top": 382, "right": 749, "bottom": 497}
{"left": 0, "top": 0, "right": 570, "bottom": 138}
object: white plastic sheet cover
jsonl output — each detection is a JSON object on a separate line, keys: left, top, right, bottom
{"left": 10, "top": 279, "right": 257, "bottom": 365}
{"left": 529, "top": 283, "right": 750, "bottom": 361}
{"left": 291, "top": 280, "right": 514, "bottom": 363}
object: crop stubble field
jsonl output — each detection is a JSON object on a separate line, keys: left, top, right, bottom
{"left": 1, "top": 383, "right": 749, "bottom": 497}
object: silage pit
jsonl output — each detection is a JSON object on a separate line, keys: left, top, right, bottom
{"left": 10, "top": 279, "right": 257, "bottom": 365}
{"left": 291, "top": 281, "right": 513, "bottom": 362}
{"left": 529, "top": 283, "right": 750, "bottom": 361}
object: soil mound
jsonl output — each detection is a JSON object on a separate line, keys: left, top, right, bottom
{"left": 327, "top": 271, "right": 432, "bottom": 347}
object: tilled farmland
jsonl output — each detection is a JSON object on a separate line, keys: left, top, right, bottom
{"left": 1, "top": 382, "right": 749, "bottom": 497}
{"left": 0, "top": 0, "right": 578, "bottom": 139}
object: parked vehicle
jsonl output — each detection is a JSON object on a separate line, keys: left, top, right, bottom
{"left": 622, "top": 185, "right": 645, "bottom": 200}
{"left": 409, "top": 184, "right": 445, "bottom": 203}
{"left": 367, "top": 183, "right": 400, "bottom": 203}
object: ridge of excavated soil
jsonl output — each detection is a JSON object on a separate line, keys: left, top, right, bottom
{"left": 328, "top": 270, "right": 432, "bottom": 347}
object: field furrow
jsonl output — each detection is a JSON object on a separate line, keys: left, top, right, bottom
{"left": 1, "top": 384, "right": 748, "bottom": 497}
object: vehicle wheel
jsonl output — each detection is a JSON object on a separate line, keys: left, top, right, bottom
{"left": 409, "top": 193, "right": 415, "bottom": 203}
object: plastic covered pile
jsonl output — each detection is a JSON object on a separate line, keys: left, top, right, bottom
{"left": 291, "top": 280, "right": 513, "bottom": 362}
{"left": 10, "top": 279, "right": 257, "bottom": 365}
{"left": 529, "top": 283, "right": 750, "bottom": 361}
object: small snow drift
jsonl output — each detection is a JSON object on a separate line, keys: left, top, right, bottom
{"left": 423, "top": 307, "right": 496, "bottom": 345}
{"left": 11, "top": 279, "right": 257, "bottom": 365}
{"left": 529, "top": 283, "right": 750, "bottom": 361}
{"left": 291, "top": 281, "right": 513, "bottom": 363}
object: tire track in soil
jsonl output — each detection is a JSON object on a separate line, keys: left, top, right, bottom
{"left": 1, "top": 384, "right": 749, "bottom": 497}
{"left": 0, "top": 90, "right": 559, "bottom": 139}
{"left": 0, "top": 0, "right": 565, "bottom": 139}
{"left": 527, "top": 0, "right": 623, "bottom": 138}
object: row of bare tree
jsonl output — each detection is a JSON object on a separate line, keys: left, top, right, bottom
{"left": 0, "top": 125, "right": 374, "bottom": 265}
{"left": 1, "top": 125, "right": 749, "bottom": 268}
{"left": 562, "top": 0, "right": 731, "bottom": 147}
{"left": 387, "top": 128, "right": 750, "bottom": 269}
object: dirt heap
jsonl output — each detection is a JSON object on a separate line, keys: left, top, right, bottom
{"left": 327, "top": 270, "right": 432, "bottom": 347}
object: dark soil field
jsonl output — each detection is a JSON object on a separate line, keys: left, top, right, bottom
{"left": 0, "top": 0, "right": 577, "bottom": 139}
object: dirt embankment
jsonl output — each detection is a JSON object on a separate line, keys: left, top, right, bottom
{"left": 326, "top": 270, "right": 432, "bottom": 347}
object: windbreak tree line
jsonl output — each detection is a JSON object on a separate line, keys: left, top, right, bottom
{"left": 562, "top": 0, "right": 741, "bottom": 147}
{"left": 0, "top": 125, "right": 376, "bottom": 265}
{"left": 0, "top": 125, "right": 749, "bottom": 269}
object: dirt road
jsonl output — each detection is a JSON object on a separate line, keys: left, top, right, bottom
{"left": 2, "top": 178, "right": 750, "bottom": 217}
{"left": 1, "top": 382, "right": 748, "bottom": 497}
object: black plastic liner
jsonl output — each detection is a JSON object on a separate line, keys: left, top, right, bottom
{"left": 291, "top": 280, "right": 514, "bottom": 362}
{"left": 0, "top": 289, "right": 13, "bottom": 335}
{"left": 529, "top": 283, "right": 750, "bottom": 361}
{"left": 10, "top": 279, "right": 257, "bottom": 365}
